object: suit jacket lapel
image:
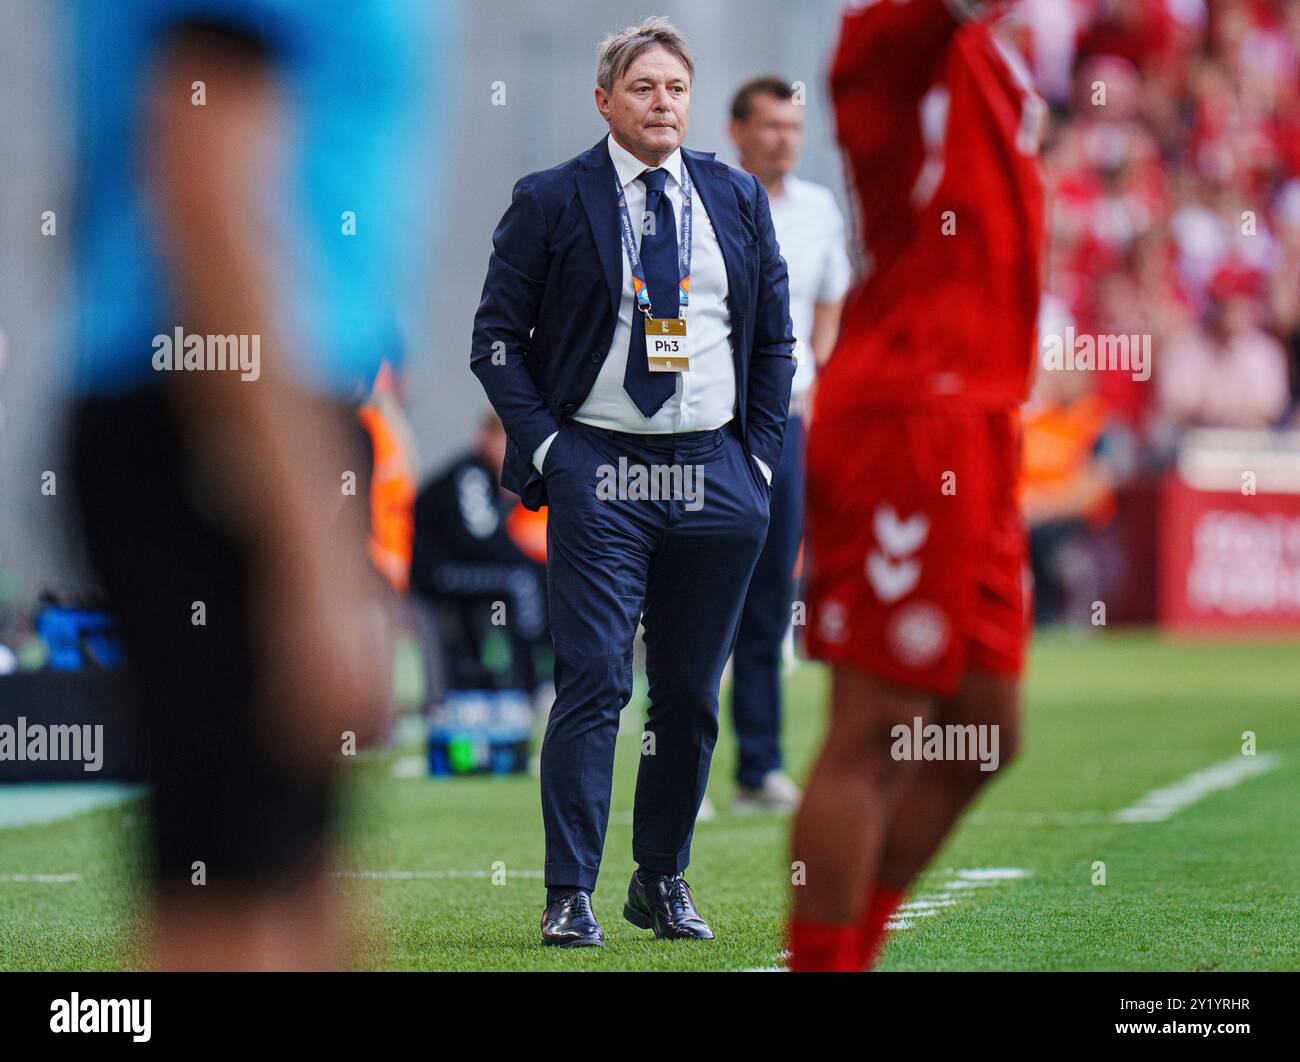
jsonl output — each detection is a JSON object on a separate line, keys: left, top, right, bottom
{"left": 683, "top": 149, "right": 747, "bottom": 324}
{"left": 577, "top": 141, "right": 747, "bottom": 334}
{"left": 576, "top": 136, "right": 624, "bottom": 321}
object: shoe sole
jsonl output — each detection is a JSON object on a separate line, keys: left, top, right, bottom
{"left": 623, "top": 903, "right": 714, "bottom": 940}
{"left": 541, "top": 936, "right": 604, "bottom": 948}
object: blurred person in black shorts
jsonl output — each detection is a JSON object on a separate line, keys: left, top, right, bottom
{"left": 66, "top": 0, "right": 446, "bottom": 969}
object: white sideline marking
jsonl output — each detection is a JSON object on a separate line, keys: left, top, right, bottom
{"left": 0, "top": 783, "right": 145, "bottom": 829}
{"left": 884, "top": 867, "right": 1030, "bottom": 927}
{"left": 966, "top": 810, "right": 1106, "bottom": 826}
{"left": 1112, "top": 752, "right": 1281, "bottom": 824}
{"left": 0, "top": 873, "right": 81, "bottom": 883}
{"left": 750, "top": 868, "right": 1032, "bottom": 970}
{"left": 938, "top": 868, "right": 1030, "bottom": 891}
{"left": 952, "top": 867, "right": 1031, "bottom": 881}
{"left": 899, "top": 899, "right": 958, "bottom": 912}
{"left": 742, "top": 949, "right": 793, "bottom": 972}
{"left": 336, "top": 869, "right": 545, "bottom": 880}
{"left": 390, "top": 755, "right": 426, "bottom": 778}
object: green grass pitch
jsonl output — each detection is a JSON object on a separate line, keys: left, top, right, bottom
{"left": 2, "top": 630, "right": 1298, "bottom": 971}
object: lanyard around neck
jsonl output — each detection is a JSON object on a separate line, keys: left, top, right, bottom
{"left": 613, "top": 162, "right": 692, "bottom": 321}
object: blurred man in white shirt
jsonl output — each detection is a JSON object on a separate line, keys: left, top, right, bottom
{"left": 726, "top": 76, "right": 851, "bottom": 813}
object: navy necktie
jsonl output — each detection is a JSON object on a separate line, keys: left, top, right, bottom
{"left": 623, "top": 167, "right": 680, "bottom": 418}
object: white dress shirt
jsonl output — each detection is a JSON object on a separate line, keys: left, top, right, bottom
{"left": 534, "top": 135, "right": 771, "bottom": 481}
{"left": 766, "top": 174, "right": 851, "bottom": 398}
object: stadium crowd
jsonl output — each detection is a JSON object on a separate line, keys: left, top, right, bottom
{"left": 1028, "top": 0, "right": 1298, "bottom": 432}
{"left": 1011, "top": 0, "right": 1300, "bottom": 621}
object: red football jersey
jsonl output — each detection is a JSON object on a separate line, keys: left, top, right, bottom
{"left": 818, "top": 0, "right": 1046, "bottom": 416}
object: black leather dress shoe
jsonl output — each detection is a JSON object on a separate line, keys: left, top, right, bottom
{"left": 624, "top": 872, "right": 714, "bottom": 940}
{"left": 540, "top": 891, "right": 604, "bottom": 947}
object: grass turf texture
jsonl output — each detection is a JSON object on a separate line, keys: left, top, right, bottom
{"left": 1, "top": 630, "right": 1297, "bottom": 971}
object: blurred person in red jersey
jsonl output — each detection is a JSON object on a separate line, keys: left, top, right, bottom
{"left": 789, "top": 0, "right": 1044, "bottom": 972}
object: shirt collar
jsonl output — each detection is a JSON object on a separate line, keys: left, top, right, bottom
{"left": 607, "top": 133, "right": 684, "bottom": 192}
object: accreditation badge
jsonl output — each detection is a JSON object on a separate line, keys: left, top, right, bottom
{"left": 645, "top": 316, "right": 689, "bottom": 372}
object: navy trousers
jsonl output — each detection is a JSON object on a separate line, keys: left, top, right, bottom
{"left": 730, "top": 413, "right": 805, "bottom": 788}
{"left": 540, "top": 419, "right": 769, "bottom": 891}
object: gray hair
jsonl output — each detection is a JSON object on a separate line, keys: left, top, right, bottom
{"left": 595, "top": 16, "right": 695, "bottom": 93}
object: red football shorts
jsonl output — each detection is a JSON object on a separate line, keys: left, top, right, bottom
{"left": 803, "top": 407, "right": 1030, "bottom": 697}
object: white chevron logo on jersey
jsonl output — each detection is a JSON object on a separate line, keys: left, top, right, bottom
{"left": 866, "top": 505, "right": 930, "bottom": 603}
{"left": 867, "top": 552, "right": 920, "bottom": 603}
{"left": 873, "top": 505, "right": 929, "bottom": 558}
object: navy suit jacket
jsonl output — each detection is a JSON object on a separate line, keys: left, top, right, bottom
{"left": 470, "top": 135, "right": 796, "bottom": 511}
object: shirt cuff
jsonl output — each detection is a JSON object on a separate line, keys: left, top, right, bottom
{"left": 753, "top": 454, "right": 773, "bottom": 486}
{"left": 533, "top": 430, "right": 559, "bottom": 474}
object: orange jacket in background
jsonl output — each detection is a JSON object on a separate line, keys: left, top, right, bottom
{"left": 1021, "top": 394, "right": 1116, "bottom": 527}
{"left": 359, "top": 366, "right": 417, "bottom": 592}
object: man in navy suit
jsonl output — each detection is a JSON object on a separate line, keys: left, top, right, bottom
{"left": 471, "top": 16, "right": 795, "bottom": 946}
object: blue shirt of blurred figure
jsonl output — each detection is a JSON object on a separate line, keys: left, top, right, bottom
{"left": 71, "top": 0, "right": 447, "bottom": 397}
